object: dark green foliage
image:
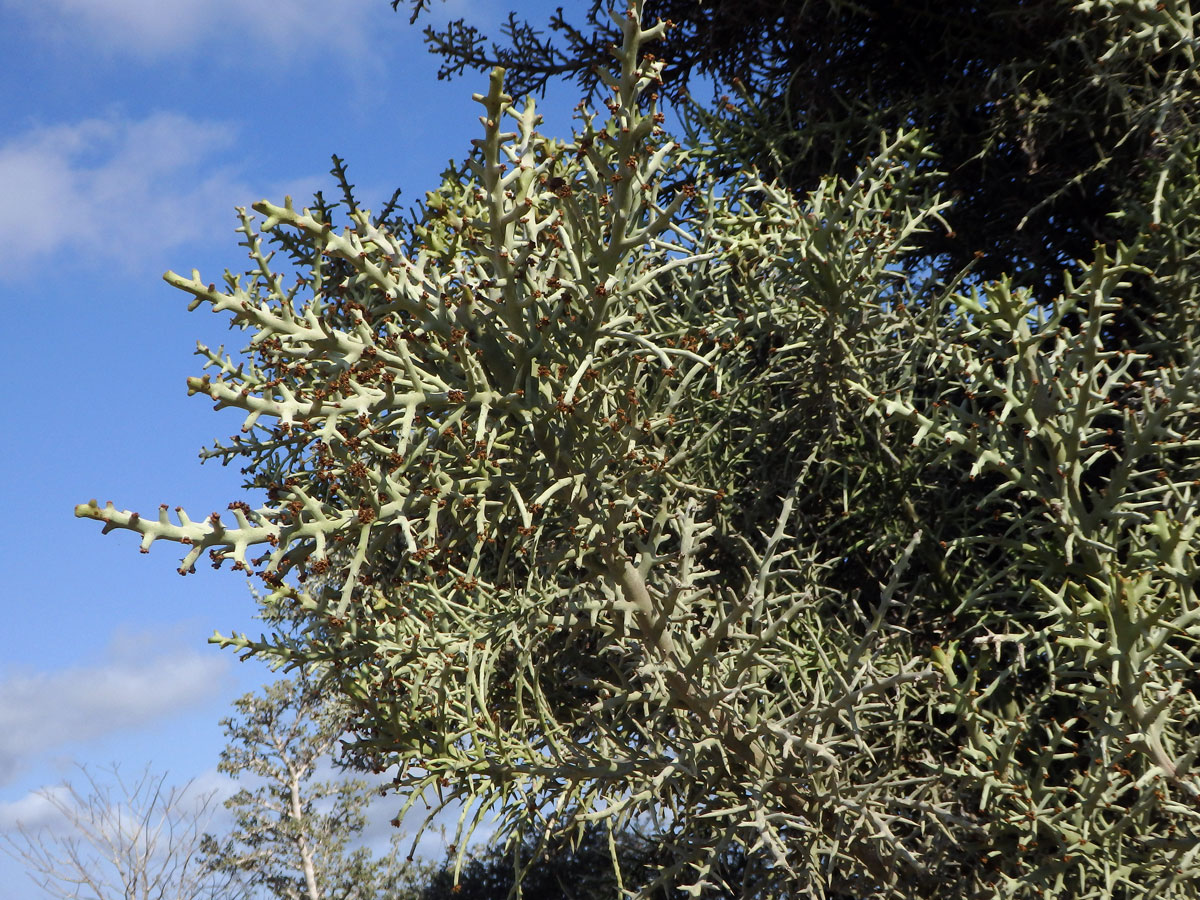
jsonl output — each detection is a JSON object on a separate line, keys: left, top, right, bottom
{"left": 417, "top": 828, "right": 670, "bottom": 900}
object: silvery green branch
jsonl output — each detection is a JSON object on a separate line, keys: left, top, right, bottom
{"left": 77, "top": 2, "right": 1200, "bottom": 896}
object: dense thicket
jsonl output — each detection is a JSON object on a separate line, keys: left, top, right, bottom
{"left": 408, "top": 0, "right": 1199, "bottom": 315}
{"left": 79, "top": 2, "right": 1200, "bottom": 897}
{"left": 415, "top": 826, "right": 685, "bottom": 900}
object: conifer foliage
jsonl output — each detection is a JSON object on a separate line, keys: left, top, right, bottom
{"left": 410, "top": 0, "right": 1200, "bottom": 307}
{"left": 78, "top": 2, "right": 1200, "bottom": 897}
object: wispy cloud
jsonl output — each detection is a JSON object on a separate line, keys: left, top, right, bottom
{"left": 0, "top": 637, "right": 230, "bottom": 787}
{"left": 1, "top": 0, "right": 381, "bottom": 64}
{"left": 0, "top": 785, "right": 74, "bottom": 834}
{"left": 0, "top": 111, "right": 325, "bottom": 280}
{"left": 0, "top": 112, "right": 246, "bottom": 277}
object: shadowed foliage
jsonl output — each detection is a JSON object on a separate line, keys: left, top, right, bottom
{"left": 406, "top": 0, "right": 1200, "bottom": 319}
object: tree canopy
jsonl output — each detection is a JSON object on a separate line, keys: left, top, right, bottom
{"left": 78, "top": 2, "right": 1200, "bottom": 897}
{"left": 201, "top": 674, "right": 415, "bottom": 900}
{"left": 409, "top": 0, "right": 1200, "bottom": 318}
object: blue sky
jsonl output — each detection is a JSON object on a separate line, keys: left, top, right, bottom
{"left": 0, "top": 1, "right": 582, "bottom": 894}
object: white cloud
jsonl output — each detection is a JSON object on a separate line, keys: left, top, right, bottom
{"left": 2, "top": 0, "right": 380, "bottom": 64}
{"left": 0, "top": 111, "right": 324, "bottom": 279}
{"left": 0, "top": 112, "right": 236, "bottom": 273}
{"left": 0, "top": 785, "right": 73, "bottom": 834}
{"left": 0, "top": 639, "right": 230, "bottom": 787}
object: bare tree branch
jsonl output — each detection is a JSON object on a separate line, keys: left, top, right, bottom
{"left": 2, "top": 764, "right": 247, "bottom": 900}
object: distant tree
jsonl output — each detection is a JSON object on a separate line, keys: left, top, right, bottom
{"left": 200, "top": 673, "right": 421, "bottom": 900}
{"left": 2, "top": 764, "right": 242, "bottom": 900}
